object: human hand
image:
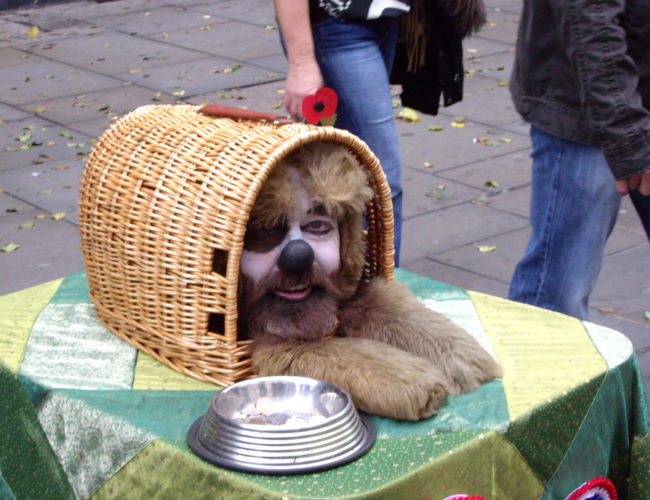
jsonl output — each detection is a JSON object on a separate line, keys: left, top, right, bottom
{"left": 616, "top": 169, "right": 650, "bottom": 196}
{"left": 284, "top": 60, "right": 324, "bottom": 121}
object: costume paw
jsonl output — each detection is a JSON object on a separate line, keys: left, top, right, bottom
{"left": 251, "top": 337, "right": 452, "bottom": 421}
{"left": 356, "top": 361, "right": 450, "bottom": 420}
{"left": 441, "top": 347, "right": 502, "bottom": 395}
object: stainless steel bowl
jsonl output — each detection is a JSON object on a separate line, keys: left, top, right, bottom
{"left": 187, "top": 376, "right": 375, "bottom": 473}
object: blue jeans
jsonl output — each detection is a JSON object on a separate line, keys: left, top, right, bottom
{"left": 312, "top": 16, "right": 403, "bottom": 265}
{"left": 508, "top": 126, "right": 621, "bottom": 320}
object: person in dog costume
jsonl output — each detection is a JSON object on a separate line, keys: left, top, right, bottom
{"left": 238, "top": 141, "right": 501, "bottom": 421}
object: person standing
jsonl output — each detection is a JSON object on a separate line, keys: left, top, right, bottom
{"left": 273, "top": 0, "right": 485, "bottom": 266}
{"left": 508, "top": 0, "right": 650, "bottom": 319}
{"left": 274, "top": 0, "right": 407, "bottom": 265}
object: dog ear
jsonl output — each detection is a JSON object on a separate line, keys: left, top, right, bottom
{"left": 337, "top": 211, "right": 367, "bottom": 297}
{"left": 247, "top": 166, "right": 296, "bottom": 230}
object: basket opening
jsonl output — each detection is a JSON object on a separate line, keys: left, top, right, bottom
{"left": 208, "top": 313, "right": 225, "bottom": 335}
{"left": 212, "top": 248, "right": 228, "bottom": 275}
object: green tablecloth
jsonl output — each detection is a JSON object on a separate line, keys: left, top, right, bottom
{"left": 1, "top": 269, "right": 649, "bottom": 499}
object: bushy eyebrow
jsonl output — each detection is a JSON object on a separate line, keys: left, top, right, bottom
{"left": 307, "top": 204, "right": 328, "bottom": 216}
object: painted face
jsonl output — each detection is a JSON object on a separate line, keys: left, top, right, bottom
{"left": 240, "top": 168, "right": 340, "bottom": 302}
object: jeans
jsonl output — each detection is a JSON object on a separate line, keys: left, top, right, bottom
{"left": 508, "top": 126, "right": 621, "bottom": 320}
{"left": 312, "top": 16, "right": 403, "bottom": 265}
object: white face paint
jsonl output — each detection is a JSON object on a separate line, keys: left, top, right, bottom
{"left": 240, "top": 211, "right": 340, "bottom": 283}
{"left": 240, "top": 170, "right": 340, "bottom": 299}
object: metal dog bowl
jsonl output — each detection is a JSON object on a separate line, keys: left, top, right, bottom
{"left": 187, "top": 376, "right": 376, "bottom": 474}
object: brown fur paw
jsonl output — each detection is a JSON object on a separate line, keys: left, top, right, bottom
{"left": 445, "top": 351, "right": 502, "bottom": 395}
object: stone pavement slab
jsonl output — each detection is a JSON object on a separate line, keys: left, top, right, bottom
{"left": 401, "top": 203, "right": 530, "bottom": 263}
{"left": 479, "top": 9, "right": 522, "bottom": 44}
{"left": 0, "top": 192, "right": 31, "bottom": 214}
{"left": 487, "top": 184, "right": 531, "bottom": 218}
{"left": 193, "top": 0, "right": 277, "bottom": 26}
{"left": 0, "top": 46, "right": 45, "bottom": 65}
{"left": 21, "top": 30, "right": 209, "bottom": 74}
{"left": 0, "top": 117, "right": 94, "bottom": 171}
{"left": 146, "top": 22, "right": 283, "bottom": 62}
{"left": 0, "top": 102, "right": 30, "bottom": 121}
{"left": 443, "top": 76, "right": 520, "bottom": 126}
{"left": 90, "top": 5, "right": 225, "bottom": 36}
{"left": 112, "top": 56, "right": 282, "bottom": 97}
{"left": 437, "top": 150, "right": 532, "bottom": 193}
{"left": 592, "top": 245, "right": 650, "bottom": 322}
{"left": 396, "top": 115, "right": 528, "bottom": 172}
{"left": 3, "top": 59, "right": 122, "bottom": 105}
{"left": 424, "top": 226, "right": 529, "bottom": 284}
{"left": 17, "top": 85, "right": 177, "bottom": 129}
{"left": 0, "top": 205, "right": 84, "bottom": 291}
{"left": 0, "top": 157, "right": 84, "bottom": 223}
{"left": 402, "top": 168, "right": 484, "bottom": 219}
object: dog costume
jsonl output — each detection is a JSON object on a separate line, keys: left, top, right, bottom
{"left": 238, "top": 141, "right": 501, "bottom": 421}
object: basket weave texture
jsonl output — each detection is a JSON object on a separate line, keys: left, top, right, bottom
{"left": 78, "top": 104, "right": 394, "bottom": 386}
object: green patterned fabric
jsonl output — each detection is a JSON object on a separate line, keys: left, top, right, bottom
{"left": 628, "top": 431, "right": 650, "bottom": 499}
{"left": 394, "top": 268, "right": 469, "bottom": 301}
{"left": 0, "top": 272, "right": 648, "bottom": 499}
{"left": 0, "top": 369, "right": 74, "bottom": 500}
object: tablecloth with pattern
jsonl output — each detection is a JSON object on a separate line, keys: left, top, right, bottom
{"left": 1, "top": 269, "right": 649, "bottom": 499}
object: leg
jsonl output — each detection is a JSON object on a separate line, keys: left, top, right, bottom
{"left": 312, "top": 17, "right": 403, "bottom": 265}
{"left": 509, "top": 126, "right": 621, "bottom": 319}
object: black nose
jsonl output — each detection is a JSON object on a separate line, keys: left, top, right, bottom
{"left": 277, "top": 239, "right": 315, "bottom": 273}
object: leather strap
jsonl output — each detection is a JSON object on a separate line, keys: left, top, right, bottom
{"left": 198, "top": 104, "right": 292, "bottom": 124}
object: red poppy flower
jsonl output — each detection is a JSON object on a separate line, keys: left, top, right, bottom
{"left": 301, "top": 87, "right": 338, "bottom": 124}
{"left": 565, "top": 477, "right": 617, "bottom": 500}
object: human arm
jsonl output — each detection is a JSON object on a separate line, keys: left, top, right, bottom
{"left": 273, "top": 0, "right": 324, "bottom": 120}
{"left": 549, "top": 0, "right": 650, "bottom": 182}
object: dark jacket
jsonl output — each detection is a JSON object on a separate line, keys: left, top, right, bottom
{"left": 390, "top": 0, "right": 485, "bottom": 115}
{"left": 510, "top": 0, "right": 650, "bottom": 180}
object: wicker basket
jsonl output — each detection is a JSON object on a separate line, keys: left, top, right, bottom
{"left": 78, "top": 104, "right": 394, "bottom": 386}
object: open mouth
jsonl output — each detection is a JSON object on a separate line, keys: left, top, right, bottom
{"left": 273, "top": 285, "right": 313, "bottom": 301}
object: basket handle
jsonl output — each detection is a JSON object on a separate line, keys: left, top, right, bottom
{"left": 198, "top": 104, "right": 293, "bottom": 124}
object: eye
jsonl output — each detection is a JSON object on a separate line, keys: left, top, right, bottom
{"left": 243, "top": 223, "right": 287, "bottom": 252}
{"left": 302, "top": 219, "right": 334, "bottom": 235}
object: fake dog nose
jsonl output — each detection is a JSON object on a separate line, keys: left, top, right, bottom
{"left": 277, "top": 239, "right": 315, "bottom": 273}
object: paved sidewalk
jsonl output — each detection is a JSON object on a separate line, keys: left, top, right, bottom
{"left": 1, "top": 0, "right": 649, "bottom": 384}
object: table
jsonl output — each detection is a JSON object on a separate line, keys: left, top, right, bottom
{"left": 1, "top": 269, "right": 649, "bottom": 500}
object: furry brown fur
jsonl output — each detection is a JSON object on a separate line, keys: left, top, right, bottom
{"left": 241, "top": 141, "right": 501, "bottom": 421}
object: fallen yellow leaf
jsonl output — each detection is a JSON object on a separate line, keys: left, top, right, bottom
{"left": 477, "top": 244, "right": 497, "bottom": 253}
{"left": 50, "top": 212, "right": 66, "bottom": 220}
{"left": 451, "top": 117, "right": 466, "bottom": 128}
{"left": 397, "top": 107, "right": 421, "bottom": 122}
{"left": 26, "top": 25, "right": 40, "bottom": 37}
{"left": 1, "top": 243, "right": 20, "bottom": 253}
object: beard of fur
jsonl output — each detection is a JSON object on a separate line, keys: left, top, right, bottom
{"left": 238, "top": 265, "right": 345, "bottom": 343}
